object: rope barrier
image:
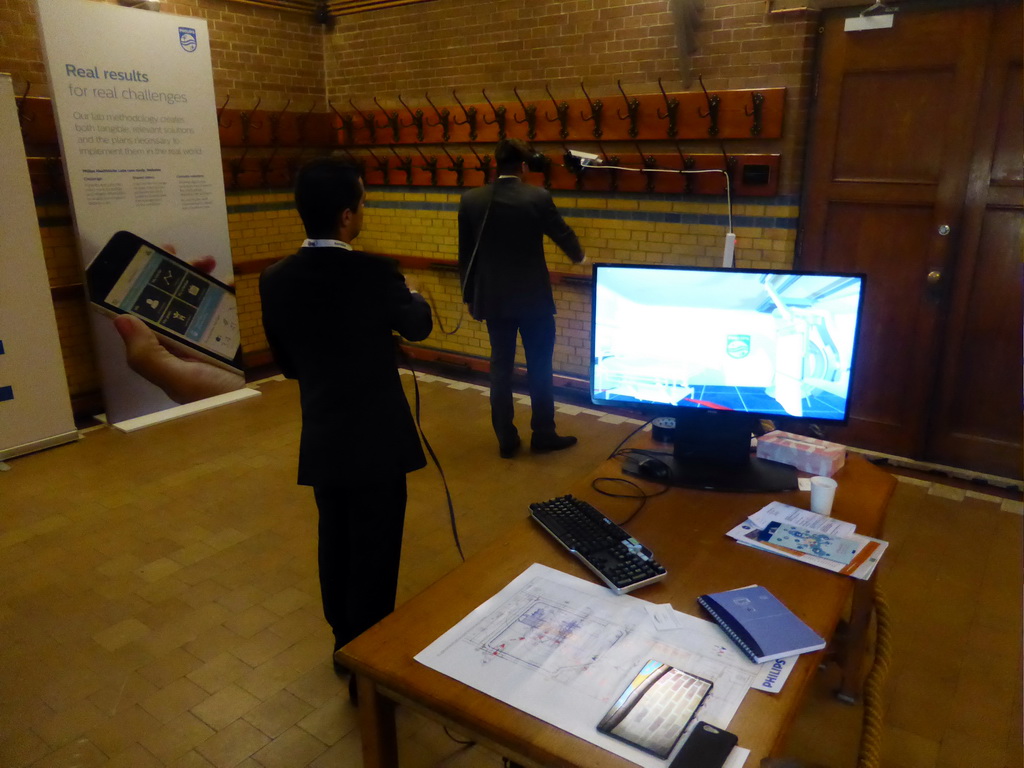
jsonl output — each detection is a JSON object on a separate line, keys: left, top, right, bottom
{"left": 857, "top": 586, "right": 893, "bottom": 768}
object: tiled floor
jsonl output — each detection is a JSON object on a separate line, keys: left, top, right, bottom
{"left": 1, "top": 372, "right": 1020, "bottom": 768}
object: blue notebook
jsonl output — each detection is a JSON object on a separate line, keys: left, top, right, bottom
{"left": 697, "top": 585, "right": 825, "bottom": 664}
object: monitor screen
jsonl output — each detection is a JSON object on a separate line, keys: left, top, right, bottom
{"left": 590, "top": 263, "right": 865, "bottom": 425}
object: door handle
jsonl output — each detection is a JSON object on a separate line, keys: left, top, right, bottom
{"left": 927, "top": 270, "right": 942, "bottom": 285}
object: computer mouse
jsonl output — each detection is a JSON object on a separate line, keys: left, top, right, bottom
{"left": 637, "top": 456, "right": 671, "bottom": 481}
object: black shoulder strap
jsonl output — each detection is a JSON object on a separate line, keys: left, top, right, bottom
{"left": 460, "top": 183, "right": 499, "bottom": 302}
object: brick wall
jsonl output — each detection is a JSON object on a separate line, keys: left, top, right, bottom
{"left": 325, "top": 0, "right": 817, "bottom": 194}
{"left": 3, "top": 0, "right": 822, "bottom": 412}
{"left": 0, "top": 0, "right": 325, "bottom": 102}
{"left": 323, "top": 0, "right": 817, "bottom": 379}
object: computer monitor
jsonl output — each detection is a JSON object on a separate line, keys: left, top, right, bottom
{"left": 590, "top": 263, "right": 866, "bottom": 491}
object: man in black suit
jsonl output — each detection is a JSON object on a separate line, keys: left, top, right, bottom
{"left": 458, "top": 139, "right": 586, "bottom": 458}
{"left": 259, "top": 158, "right": 432, "bottom": 688}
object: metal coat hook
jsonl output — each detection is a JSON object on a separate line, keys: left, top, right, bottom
{"left": 635, "top": 141, "right": 658, "bottom": 193}
{"left": 616, "top": 81, "right": 640, "bottom": 138}
{"left": 16, "top": 81, "right": 32, "bottom": 126}
{"left": 217, "top": 94, "right": 232, "bottom": 128}
{"left": 229, "top": 148, "right": 249, "bottom": 188}
{"left": 544, "top": 83, "right": 570, "bottom": 139}
{"left": 296, "top": 101, "right": 317, "bottom": 145}
{"left": 512, "top": 86, "right": 537, "bottom": 140}
{"left": 481, "top": 89, "right": 507, "bottom": 140}
{"left": 452, "top": 90, "right": 478, "bottom": 141}
{"left": 287, "top": 146, "right": 309, "bottom": 181}
{"left": 744, "top": 92, "right": 764, "bottom": 136}
{"left": 366, "top": 148, "right": 390, "bottom": 185}
{"left": 579, "top": 81, "right": 603, "bottom": 139}
{"left": 268, "top": 100, "right": 291, "bottom": 146}
{"left": 656, "top": 78, "right": 679, "bottom": 138}
{"left": 348, "top": 99, "right": 377, "bottom": 145}
{"left": 413, "top": 146, "right": 439, "bottom": 186}
{"left": 425, "top": 93, "right": 451, "bottom": 142}
{"left": 596, "top": 141, "right": 619, "bottom": 192}
{"left": 697, "top": 75, "right": 720, "bottom": 137}
{"left": 469, "top": 146, "right": 492, "bottom": 183}
{"left": 330, "top": 100, "right": 356, "bottom": 145}
{"left": 240, "top": 97, "right": 262, "bottom": 145}
{"left": 541, "top": 152, "right": 553, "bottom": 189}
{"left": 374, "top": 97, "right": 401, "bottom": 142}
{"left": 397, "top": 94, "right": 425, "bottom": 142}
{"left": 441, "top": 146, "right": 464, "bottom": 186}
{"left": 564, "top": 142, "right": 586, "bottom": 190}
{"left": 388, "top": 145, "right": 413, "bottom": 184}
{"left": 676, "top": 143, "right": 696, "bottom": 194}
{"left": 259, "top": 146, "right": 279, "bottom": 185}
{"left": 341, "top": 148, "right": 366, "bottom": 176}
{"left": 720, "top": 144, "right": 736, "bottom": 184}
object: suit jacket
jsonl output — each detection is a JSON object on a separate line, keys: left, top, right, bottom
{"left": 260, "top": 246, "right": 432, "bottom": 486}
{"left": 458, "top": 177, "right": 583, "bottom": 321}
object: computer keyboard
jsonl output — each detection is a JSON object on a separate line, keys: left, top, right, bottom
{"left": 530, "top": 495, "right": 667, "bottom": 595}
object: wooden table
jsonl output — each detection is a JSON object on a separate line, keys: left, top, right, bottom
{"left": 338, "top": 452, "right": 895, "bottom": 768}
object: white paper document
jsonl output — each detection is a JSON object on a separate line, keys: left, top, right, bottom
{"left": 416, "top": 563, "right": 753, "bottom": 767}
{"left": 747, "top": 501, "right": 857, "bottom": 537}
{"left": 644, "top": 602, "right": 796, "bottom": 693}
{"left": 727, "top": 503, "right": 888, "bottom": 580}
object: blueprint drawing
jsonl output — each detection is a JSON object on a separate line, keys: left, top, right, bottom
{"left": 416, "top": 563, "right": 754, "bottom": 768}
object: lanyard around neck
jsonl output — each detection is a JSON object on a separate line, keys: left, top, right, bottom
{"left": 302, "top": 238, "right": 352, "bottom": 250}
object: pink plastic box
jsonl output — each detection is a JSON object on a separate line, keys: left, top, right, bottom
{"left": 755, "top": 430, "right": 846, "bottom": 477}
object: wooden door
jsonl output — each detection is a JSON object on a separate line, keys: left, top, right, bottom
{"left": 799, "top": 3, "right": 1022, "bottom": 478}
{"left": 925, "top": 6, "right": 1022, "bottom": 478}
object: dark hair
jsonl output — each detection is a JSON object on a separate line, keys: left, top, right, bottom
{"left": 494, "top": 138, "right": 533, "bottom": 175}
{"left": 294, "top": 157, "right": 363, "bottom": 238}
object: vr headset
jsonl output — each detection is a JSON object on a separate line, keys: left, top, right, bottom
{"left": 524, "top": 151, "right": 549, "bottom": 173}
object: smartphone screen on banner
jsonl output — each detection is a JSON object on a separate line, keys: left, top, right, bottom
{"left": 86, "top": 230, "right": 242, "bottom": 372}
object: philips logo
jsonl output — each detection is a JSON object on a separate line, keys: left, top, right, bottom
{"left": 762, "top": 658, "right": 787, "bottom": 688}
{"left": 179, "top": 27, "right": 198, "bottom": 52}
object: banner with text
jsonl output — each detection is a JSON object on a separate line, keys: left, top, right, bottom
{"left": 0, "top": 75, "right": 77, "bottom": 461}
{"left": 36, "top": 0, "right": 242, "bottom": 424}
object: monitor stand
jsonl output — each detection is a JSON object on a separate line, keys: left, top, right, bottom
{"left": 661, "top": 454, "right": 797, "bottom": 493}
{"left": 668, "top": 408, "right": 798, "bottom": 493}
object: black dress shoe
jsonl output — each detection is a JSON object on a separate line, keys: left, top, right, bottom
{"left": 531, "top": 433, "right": 578, "bottom": 453}
{"left": 498, "top": 434, "right": 521, "bottom": 458}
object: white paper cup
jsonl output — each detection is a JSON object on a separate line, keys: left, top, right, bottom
{"left": 809, "top": 476, "right": 838, "bottom": 516}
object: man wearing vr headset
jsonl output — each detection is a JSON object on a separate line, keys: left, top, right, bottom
{"left": 458, "top": 139, "right": 586, "bottom": 458}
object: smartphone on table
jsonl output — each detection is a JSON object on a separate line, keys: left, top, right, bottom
{"left": 85, "top": 230, "right": 243, "bottom": 373}
{"left": 597, "top": 659, "right": 713, "bottom": 759}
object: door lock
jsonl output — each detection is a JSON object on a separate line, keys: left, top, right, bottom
{"left": 938, "top": 224, "right": 951, "bottom": 236}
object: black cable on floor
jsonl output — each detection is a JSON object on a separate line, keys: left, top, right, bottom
{"left": 400, "top": 342, "right": 465, "bottom": 562}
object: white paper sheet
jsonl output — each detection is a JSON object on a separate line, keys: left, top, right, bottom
{"left": 416, "top": 563, "right": 754, "bottom": 767}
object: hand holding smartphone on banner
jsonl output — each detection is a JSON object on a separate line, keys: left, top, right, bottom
{"left": 86, "top": 230, "right": 245, "bottom": 403}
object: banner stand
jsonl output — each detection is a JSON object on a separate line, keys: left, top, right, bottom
{"left": 36, "top": 0, "right": 247, "bottom": 427}
{"left": 105, "top": 386, "right": 260, "bottom": 433}
{"left": 0, "top": 74, "right": 79, "bottom": 462}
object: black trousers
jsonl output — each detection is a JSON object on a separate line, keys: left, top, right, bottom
{"left": 313, "top": 474, "right": 407, "bottom": 651}
{"left": 486, "top": 315, "right": 557, "bottom": 444}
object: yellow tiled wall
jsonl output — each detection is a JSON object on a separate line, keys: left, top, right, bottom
{"left": 36, "top": 183, "right": 798, "bottom": 404}
{"left": 355, "top": 188, "right": 798, "bottom": 378}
